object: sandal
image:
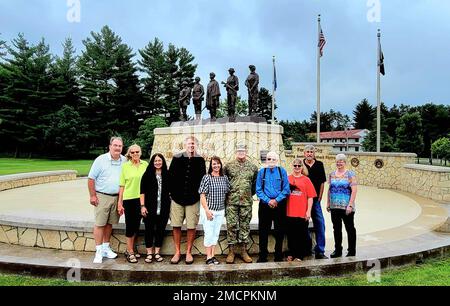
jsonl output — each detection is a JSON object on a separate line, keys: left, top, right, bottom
{"left": 170, "top": 254, "right": 181, "bottom": 264}
{"left": 125, "top": 251, "right": 138, "bottom": 263}
{"left": 145, "top": 254, "right": 153, "bottom": 263}
{"left": 154, "top": 253, "right": 164, "bottom": 262}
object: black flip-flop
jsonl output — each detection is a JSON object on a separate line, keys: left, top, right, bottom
{"left": 185, "top": 255, "right": 194, "bottom": 265}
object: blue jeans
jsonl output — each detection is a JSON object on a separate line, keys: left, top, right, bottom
{"left": 310, "top": 199, "right": 326, "bottom": 254}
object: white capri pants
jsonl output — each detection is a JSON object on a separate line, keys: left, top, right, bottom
{"left": 200, "top": 207, "right": 225, "bottom": 247}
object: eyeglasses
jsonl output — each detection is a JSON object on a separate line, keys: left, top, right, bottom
{"left": 130, "top": 151, "right": 140, "bottom": 154}
{"left": 293, "top": 164, "right": 302, "bottom": 168}
{"left": 111, "top": 159, "right": 122, "bottom": 166}
{"left": 267, "top": 158, "right": 276, "bottom": 161}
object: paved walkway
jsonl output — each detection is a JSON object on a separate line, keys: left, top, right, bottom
{"left": 0, "top": 178, "right": 449, "bottom": 282}
{"left": 0, "top": 178, "right": 447, "bottom": 250}
{"left": 0, "top": 230, "right": 449, "bottom": 283}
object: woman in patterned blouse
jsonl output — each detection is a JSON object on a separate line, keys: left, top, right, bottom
{"left": 198, "top": 156, "right": 231, "bottom": 265}
{"left": 140, "top": 153, "right": 171, "bottom": 263}
{"left": 327, "top": 154, "right": 358, "bottom": 258}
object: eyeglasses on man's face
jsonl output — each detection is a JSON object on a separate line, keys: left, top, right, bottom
{"left": 267, "top": 158, "right": 276, "bottom": 161}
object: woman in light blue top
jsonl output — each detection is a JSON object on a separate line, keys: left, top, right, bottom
{"left": 327, "top": 154, "right": 357, "bottom": 258}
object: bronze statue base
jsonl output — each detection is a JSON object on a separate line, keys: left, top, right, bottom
{"left": 170, "top": 116, "right": 266, "bottom": 127}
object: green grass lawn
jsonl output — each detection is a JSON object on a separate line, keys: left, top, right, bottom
{"left": 0, "top": 256, "right": 448, "bottom": 286}
{"left": 0, "top": 158, "right": 93, "bottom": 176}
{"left": 417, "top": 158, "right": 449, "bottom": 167}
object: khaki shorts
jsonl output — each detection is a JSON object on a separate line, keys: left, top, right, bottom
{"left": 95, "top": 193, "right": 120, "bottom": 226}
{"left": 169, "top": 200, "right": 200, "bottom": 229}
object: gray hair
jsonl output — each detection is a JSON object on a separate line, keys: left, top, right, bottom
{"left": 184, "top": 135, "right": 199, "bottom": 145}
{"left": 304, "top": 144, "right": 316, "bottom": 152}
{"left": 110, "top": 136, "right": 123, "bottom": 145}
{"left": 335, "top": 153, "right": 347, "bottom": 162}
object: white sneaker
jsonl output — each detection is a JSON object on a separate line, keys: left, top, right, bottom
{"left": 93, "top": 250, "right": 103, "bottom": 264}
{"left": 102, "top": 246, "right": 118, "bottom": 259}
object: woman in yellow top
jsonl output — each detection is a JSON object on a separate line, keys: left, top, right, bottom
{"left": 118, "top": 144, "right": 148, "bottom": 263}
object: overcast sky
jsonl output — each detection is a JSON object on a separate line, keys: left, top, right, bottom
{"left": 1, "top": 0, "right": 449, "bottom": 121}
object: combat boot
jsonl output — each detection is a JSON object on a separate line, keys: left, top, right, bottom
{"left": 239, "top": 243, "right": 253, "bottom": 263}
{"left": 226, "top": 245, "right": 235, "bottom": 264}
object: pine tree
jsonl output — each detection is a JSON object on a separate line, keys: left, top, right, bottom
{"left": 257, "top": 87, "right": 276, "bottom": 122}
{"left": 44, "top": 105, "right": 88, "bottom": 156}
{"left": 0, "top": 34, "right": 54, "bottom": 156}
{"left": 217, "top": 96, "right": 248, "bottom": 118}
{"left": 395, "top": 112, "right": 424, "bottom": 155}
{"left": 279, "top": 120, "right": 313, "bottom": 149}
{"left": 51, "top": 38, "right": 80, "bottom": 110}
{"left": 139, "top": 39, "right": 197, "bottom": 124}
{"left": 78, "top": 26, "right": 141, "bottom": 149}
{"left": 419, "top": 103, "right": 450, "bottom": 158}
{"left": 362, "top": 125, "right": 395, "bottom": 152}
{"left": 138, "top": 38, "right": 166, "bottom": 118}
{"left": 134, "top": 116, "right": 168, "bottom": 157}
{"left": 353, "top": 99, "right": 375, "bottom": 129}
{"left": 0, "top": 34, "right": 6, "bottom": 59}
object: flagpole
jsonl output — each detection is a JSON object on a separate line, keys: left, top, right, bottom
{"left": 316, "top": 14, "right": 321, "bottom": 143}
{"left": 376, "top": 29, "right": 381, "bottom": 153}
{"left": 272, "top": 55, "right": 275, "bottom": 125}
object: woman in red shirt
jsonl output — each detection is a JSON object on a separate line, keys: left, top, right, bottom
{"left": 286, "top": 158, "right": 317, "bottom": 261}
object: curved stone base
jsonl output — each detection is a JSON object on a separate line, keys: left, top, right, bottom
{"left": 0, "top": 231, "right": 448, "bottom": 284}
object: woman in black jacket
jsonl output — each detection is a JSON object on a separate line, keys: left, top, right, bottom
{"left": 140, "top": 153, "right": 171, "bottom": 263}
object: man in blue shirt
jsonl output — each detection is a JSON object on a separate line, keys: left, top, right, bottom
{"left": 88, "top": 137, "right": 127, "bottom": 264}
{"left": 256, "top": 151, "right": 290, "bottom": 262}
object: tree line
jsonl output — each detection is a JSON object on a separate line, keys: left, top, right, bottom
{"left": 1, "top": 28, "right": 448, "bottom": 159}
{"left": 280, "top": 99, "right": 450, "bottom": 160}
{"left": 0, "top": 26, "right": 197, "bottom": 157}
{"left": 0, "top": 27, "right": 277, "bottom": 158}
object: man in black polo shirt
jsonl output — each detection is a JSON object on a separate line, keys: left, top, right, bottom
{"left": 169, "top": 136, "right": 206, "bottom": 264}
{"left": 303, "top": 144, "right": 328, "bottom": 259}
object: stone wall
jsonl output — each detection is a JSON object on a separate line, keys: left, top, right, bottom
{"left": 152, "top": 122, "right": 286, "bottom": 167}
{"left": 401, "top": 165, "right": 450, "bottom": 202}
{"left": 288, "top": 143, "right": 449, "bottom": 203}
{"left": 0, "top": 171, "right": 77, "bottom": 191}
{"left": 0, "top": 223, "right": 272, "bottom": 255}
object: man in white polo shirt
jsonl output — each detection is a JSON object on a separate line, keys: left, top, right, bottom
{"left": 88, "top": 137, "right": 127, "bottom": 263}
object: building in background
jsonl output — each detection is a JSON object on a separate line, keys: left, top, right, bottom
{"left": 311, "top": 129, "right": 370, "bottom": 152}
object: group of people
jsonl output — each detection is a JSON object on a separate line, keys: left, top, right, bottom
{"left": 178, "top": 65, "right": 260, "bottom": 122}
{"left": 88, "top": 137, "right": 358, "bottom": 265}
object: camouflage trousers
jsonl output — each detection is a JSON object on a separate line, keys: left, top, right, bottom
{"left": 226, "top": 204, "right": 252, "bottom": 245}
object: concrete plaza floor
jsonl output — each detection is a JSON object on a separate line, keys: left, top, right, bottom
{"left": 0, "top": 177, "right": 449, "bottom": 283}
{"left": 0, "top": 178, "right": 447, "bottom": 251}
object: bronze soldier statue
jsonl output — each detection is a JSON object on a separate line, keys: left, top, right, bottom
{"left": 206, "top": 72, "right": 221, "bottom": 121}
{"left": 178, "top": 81, "right": 191, "bottom": 121}
{"left": 221, "top": 68, "right": 239, "bottom": 122}
{"left": 245, "top": 65, "right": 259, "bottom": 116}
{"left": 192, "top": 77, "right": 204, "bottom": 120}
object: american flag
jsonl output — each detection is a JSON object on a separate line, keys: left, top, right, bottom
{"left": 318, "top": 26, "right": 326, "bottom": 57}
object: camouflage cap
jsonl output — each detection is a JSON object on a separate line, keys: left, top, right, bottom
{"left": 236, "top": 144, "right": 247, "bottom": 151}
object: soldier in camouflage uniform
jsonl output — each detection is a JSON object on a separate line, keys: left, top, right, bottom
{"left": 223, "top": 144, "right": 258, "bottom": 263}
